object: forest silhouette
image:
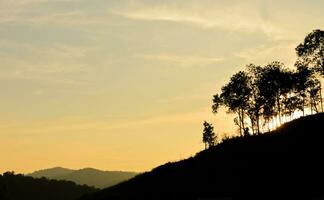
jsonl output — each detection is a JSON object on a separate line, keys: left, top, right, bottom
{"left": 210, "top": 29, "right": 324, "bottom": 137}
{"left": 0, "top": 172, "right": 97, "bottom": 200}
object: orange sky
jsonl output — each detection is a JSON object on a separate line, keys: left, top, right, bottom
{"left": 0, "top": 0, "right": 323, "bottom": 173}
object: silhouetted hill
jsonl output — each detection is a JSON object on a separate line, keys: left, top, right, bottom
{"left": 0, "top": 172, "right": 96, "bottom": 200}
{"left": 29, "top": 167, "right": 75, "bottom": 179}
{"left": 29, "top": 167, "right": 137, "bottom": 189}
{"left": 79, "top": 113, "right": 324, "bottom": 200}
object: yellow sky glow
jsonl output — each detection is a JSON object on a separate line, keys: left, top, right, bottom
{"left": 0, "top": 0, "right": 323, "bottom": 174}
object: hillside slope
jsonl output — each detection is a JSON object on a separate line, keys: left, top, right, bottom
{"left": 0, "top": 172, "right": 96, "bottom": 200}
{"left": 29, "top": 167, "right": 137, "bottom": 189}
{"left": 80, "top": 113, "right": 324, "bottom": 200}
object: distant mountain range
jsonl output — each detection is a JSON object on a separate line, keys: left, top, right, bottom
{"left": 28, "top": 167, "right": 138, "bottom": 189}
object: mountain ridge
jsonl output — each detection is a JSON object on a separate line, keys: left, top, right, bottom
{"left": 28, "top": 167, "right": 138, "bottom": 189}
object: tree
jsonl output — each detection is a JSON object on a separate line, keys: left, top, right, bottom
{"left": 246, "top": 64, "right": 264, "bottom": 134}
{"left": 296, "top": 29, "right": 324, "bottom": 112}
{"left": 282, "top": 96, "right": 303, "bottom": 120}
{"left": 256, "top": 61, "right": 293, "bottom": 126}
{"left": 294, "top": 62, "right": 313, "bottom": 115}
{"left": 296, "top": 29, "right": 324, "bottom": 76}
{"left": 218, "top": 71, "right": 252, "bottom": 136}
{"left": 211, "top": 29, "right": 324, "bottom": 135}
{"left": 212, "top": 94, "right": 223, "bottom": 114}
{"left": 202, "top": 121, "right": 216, "bottom": 149}
{"left": 307, "top": 78, "right": 321, "bottom": 114}
{"left": 294, "top": 61, "right": 322, "bottom": 114}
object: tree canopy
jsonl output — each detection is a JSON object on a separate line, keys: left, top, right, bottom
{"left": 211, "top": 29, "right": 324, "bottom": 136}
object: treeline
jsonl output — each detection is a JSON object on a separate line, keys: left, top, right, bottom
{"left": 0, "top": 172, "right": 97, "bottom": 200}
{"left": 209, "top": 29, "right": 324, "bottom": 138}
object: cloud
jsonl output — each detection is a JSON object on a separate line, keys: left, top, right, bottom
{"left": 0, "top": 40, "right": 95, "bottom": 86}
{"left": 138, "top": 54, "right": 224, "bottom": 67}
{"left": 0, "top": 0, "right": 100, "bottom": 25}
{"left": 113, "top": 1, "right": 284, "bottom": 38}
{"left": 235, "top": 42, "right": 298, "bottom": 67}
{"left": 0, "top": 0, "right": 47, "bottom": 23}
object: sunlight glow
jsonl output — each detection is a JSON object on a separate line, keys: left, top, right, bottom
{"left": 263, "top": 110, "right": 310, "bottom": 132}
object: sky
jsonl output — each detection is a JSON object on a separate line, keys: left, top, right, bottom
{"left": 0, "top": 0, "right": 323, "bottom": 173}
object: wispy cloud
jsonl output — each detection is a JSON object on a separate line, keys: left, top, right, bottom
{"left": 235, "top": 42, "right": 297, "bottom": 67}
{"left": 0, "top": 0, "right": 47, "bottom": 23}
{"left": 0, "top": 0, "right": 99, "bottom": 25}
{"left": 114, "top": 1, "right": 284, "bottom": 38}
{"left": 0, "top": 40, "right": 95, "bottom": 86}
{"left": 138, "top": 54, "right": 224, "bottom": 67}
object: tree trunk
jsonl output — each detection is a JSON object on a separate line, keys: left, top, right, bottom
{"left": 320, "top": 81, "right": 323, "bottom": 112}
{"left": 311, "top": 97, "right": 314, "bottom": 115}
{"left": 256, "top": 114, "right": 260, "bottom": 134}
{"left": 302, "top": 96, "right": 305, "bottom": 116}
{"left": 250, "top": 117, "right": 255, "bottom": 135}
{"left": 277, "top": 96, "right": 282, "bottom": 125}
{"left": 311, "top": 96, "right": 318, "bottom": 114}
{"left": 240, "top": 108, "right": 245, "bottom": 135}
{"left": 238, "top": 112, "right": 242, "bottom": 136}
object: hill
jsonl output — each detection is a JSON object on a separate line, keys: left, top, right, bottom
{"left": 29, "top": 167, "right": 75, "bottom": 179}
{"left": 29, "top": 167, "right": 137, "bottom": 189}
{"left": 0, "top": 172, "right": 96, "bottom": 200}
{"left": 79, "top": 113, "right": 324, "bottom": 200}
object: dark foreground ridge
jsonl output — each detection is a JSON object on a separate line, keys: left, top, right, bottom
{"left": 80, "top": 113, "right": 324, "bottom": 200}
{"left": 0, "top": 172, "right": 97, "bottom": 200}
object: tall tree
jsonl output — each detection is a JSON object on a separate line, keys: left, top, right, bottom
{"left": 296, "top": 29, "right": 324, "bottom": 112}
{"left": 256, "top": 61, "right": 292, "bottom": 126}
{"left": 294, "top": 60, "right": 322, "bottom": 114}
{"left": 282, "top": 96, "right": 303, "bottom": 120}
{"left": 307, "top": 78, "right": 321, "bottom": 114}
{"left": 296, "top": 29, "right": 324, "bottom": 76}
{"left": 246, "top": 64, "right": 264, "bottom": 134}
{"left": 294, "top": 62, "right": 313, "bottom": 115}
{"left": 217, "top": 71, "right": 252, "bottom": 136}
{"left": 202, "top": 121, "right": 216, "bottom": 149}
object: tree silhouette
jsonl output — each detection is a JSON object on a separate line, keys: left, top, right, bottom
{"left": 256, "top": 61, "right": 294, "bottom": 126}
{"left": 294, "top": 62, "right": 314, "bottom": 115}
{"left": 296, "top": 29, "right": 324, "bottom": 112}
{"left": 213, "top": 71, "right": 251, "bottom": 135}
{"left": 246, "top": 64, "right": 264, "bottom": 134}
{"left": 212, "top": 94, "right": 223, "bottom": 114}
{"left": 307, "top": 78, "right": 321, "bottom": 114}
{"left": 202, "top": 121, "right": 216, "bottom": 149}
{"left": 211, "top": 29, "right": 324, "bottom": 137}
{"left": 282, "top": 96, "right": 303, "bottom": 120}
{"left": 296, "top": 29, "right": 324, "bottom": 76}
{"left": 0, "top": 172, "right": 96, "bottom": 200}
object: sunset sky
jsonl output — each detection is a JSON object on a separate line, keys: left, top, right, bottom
{"left": 0, "top": 0, "right": 323, "bottom": 173}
